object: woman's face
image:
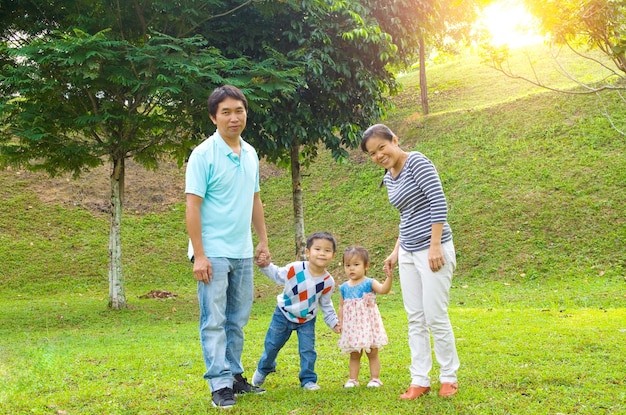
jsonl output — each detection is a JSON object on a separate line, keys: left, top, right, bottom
{"left": 364, "top": 135, "right": 400, "bottom": 170}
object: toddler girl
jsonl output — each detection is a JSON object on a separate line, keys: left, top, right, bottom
{"left": 338, "top": 246, "right": 392, "bottom": 388}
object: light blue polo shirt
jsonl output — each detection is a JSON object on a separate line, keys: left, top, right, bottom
{"left": 185, "top": 132, "right": 260, "bottom": 259}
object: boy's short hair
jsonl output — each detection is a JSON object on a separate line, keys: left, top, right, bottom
{"left": 306, "top": 231, "right": 337, "bottom": 252}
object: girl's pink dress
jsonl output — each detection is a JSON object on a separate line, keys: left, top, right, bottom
{"left": 338, "top": 278, "right": 388, "bottom": 354}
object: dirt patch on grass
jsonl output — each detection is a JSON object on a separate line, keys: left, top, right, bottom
{"left": 4, "top": 158, "right": 282, "bottom": 215}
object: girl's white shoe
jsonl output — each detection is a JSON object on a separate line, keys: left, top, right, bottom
{"left": 344, "top": 379, "right": 359, "bottom": 388}
{"left": 367, "top": 378, "right": 383, "bottom": 388}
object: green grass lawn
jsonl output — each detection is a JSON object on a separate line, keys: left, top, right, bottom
{"left": 1, "top": 43, "right": 625, "bottom": 414}
{"left": 1, "top": 292, "right": 624, "bottom": 414}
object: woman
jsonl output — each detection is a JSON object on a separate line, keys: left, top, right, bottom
{"left": 360, "top": 124, "right": 460, "bottom": 399}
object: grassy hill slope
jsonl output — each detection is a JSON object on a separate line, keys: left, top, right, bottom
{"left": 261, "top": 46, "right": 625, "bottom": 309}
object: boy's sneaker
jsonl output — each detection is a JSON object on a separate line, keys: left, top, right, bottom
{"left": 233, "top": 373, "right": 266, "bottom": 395}
{"left": 303, "top": 382, "right": 321, "bottom": 391}
{"left": 252, "top": 369, "right": 266, "bottom": 387}
{"left": 212, "top": 387, "right": 236, "bottom": 408}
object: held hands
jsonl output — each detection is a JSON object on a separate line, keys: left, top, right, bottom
{"left": 332, "top": 323, "right": 342, "bottom": 334}
{"left": 383, "top": 251, "right": 398, "bottom": 278}
{"left": 255, "top": 252, "right": 271, "bottom": 268}
{"left": 255, "top": 242, "right": 271, "bottom": 267}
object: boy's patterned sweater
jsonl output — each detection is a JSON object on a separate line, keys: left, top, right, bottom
{"left": 260, "top": 261, "right": 339, "bottom": 329}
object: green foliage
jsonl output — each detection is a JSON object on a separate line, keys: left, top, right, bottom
{"left": 179, "top": 0, "right": 463, "bottom": 167}
{"left": 0, "top": 27, "right": 299, "bottom": 175}
{"left": 3, "top": 31, "right": 192, "bottom": 173}
{"left": 0, "top": 0, "right": 305, "bottom": 306}
{"left": 0, "top": 0, "right": 440, "bottom": 261}
{"left": 231, "top": 0, "right": 402, "bottom": 166}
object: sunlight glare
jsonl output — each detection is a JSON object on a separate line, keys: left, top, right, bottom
{"left": 479, "top": 0, "right": 544, "bottom": 48}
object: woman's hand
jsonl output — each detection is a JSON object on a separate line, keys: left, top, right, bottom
{"left": 428, "top": 242, "right": 445, "bottom": 272}
{"left": 383, "top": 250, "right": 398, "bottom": 278}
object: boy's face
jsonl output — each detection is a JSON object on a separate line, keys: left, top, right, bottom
{"left": 305, "top": 239, "right": 336, "bottom": 270}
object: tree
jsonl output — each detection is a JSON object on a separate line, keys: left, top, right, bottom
{"left": 0, "top": 1, "right": 300, "bottom": 308}
{"left": 379, "top": 0, "right": 484, "bottom": 115}
{"left": 250, "top": 0, "right": 401, "bottom": 259}
{"left": 482, "top": 0, "right": 626, "bottom": 134}
{"left": 198, "top": 0, "right": 439, "bottom": 259}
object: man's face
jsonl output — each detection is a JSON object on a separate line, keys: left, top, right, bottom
{"left": 210, "top": 97, "right": 247, "bottom": 142}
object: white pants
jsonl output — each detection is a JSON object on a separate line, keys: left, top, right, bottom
{"left": 398, "top": 241, "right": 460, "bottom": 386}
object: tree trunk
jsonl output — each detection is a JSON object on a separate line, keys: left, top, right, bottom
{"left": 419, "top": 32, "right": 429, "bottom": 115}
{"left": 290, "top": 141, "right": 306, "bottom": 260}
{"left": 108, "top": 156, "right": 127, "bottom": 309}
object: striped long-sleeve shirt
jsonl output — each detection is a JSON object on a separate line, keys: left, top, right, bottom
{"left": 384, "top": 151, "right": 452, "bottom": 252}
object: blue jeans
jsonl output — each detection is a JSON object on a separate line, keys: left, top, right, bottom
{"left": 256, "top": 306, "right": 317, "bottom": 387}
{"left": 198, "top": 257, "right": 253, "bottom": 392}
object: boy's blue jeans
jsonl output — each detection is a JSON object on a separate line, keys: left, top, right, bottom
{"left": 198, "top": 257, "right": 253, "bottom": 392}
{"left": 256, "top": 306, "right": 318, "bottom": 387}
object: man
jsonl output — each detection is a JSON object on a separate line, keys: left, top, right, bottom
{"left": 186, "top": 85, "right": 269, "bottom": 408}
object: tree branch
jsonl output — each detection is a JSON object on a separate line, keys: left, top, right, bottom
{"left": 178, "top": 0, "right": 255, "bottom": 38}
{"left": 490, "top": 45, "right": 624, "bottom": 95}
{"left": 595, "top": 90, "right": 626, "bottom": 136}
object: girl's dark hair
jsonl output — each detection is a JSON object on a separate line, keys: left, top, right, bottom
{"left": 207, "top": 85, "right": 248, "bottom": 118}
{"left": 306, "top": 231, "right": 337, "bottom": 252}
{"left": 360, "top": 124, "right": 395, "bottom": 153}
{"left": 342, "top": 246, "right": 370, "bottom": 267}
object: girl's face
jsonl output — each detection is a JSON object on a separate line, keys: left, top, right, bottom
{"left": 343, "top": 255, "right": 368, "bottom": 281}
{"left": 363, "top": 135, "right": 401, "bottom": 170}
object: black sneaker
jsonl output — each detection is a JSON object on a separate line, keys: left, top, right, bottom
{"left": 233, "top": 373, "right": 266, "bottom": 395}
{"left": 212, "top": 387, "right": 236, "bottom": 408}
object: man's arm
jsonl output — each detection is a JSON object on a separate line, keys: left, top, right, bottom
{"left": 186, "top": 193, "right": 211, "bottom": 284}
{"left": 251, "top": 192, "right": 270, "bottom": 263}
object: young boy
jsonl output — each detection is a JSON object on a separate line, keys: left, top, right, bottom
{"left": 252, "top": 231, "right": 342, "bottom": 390}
